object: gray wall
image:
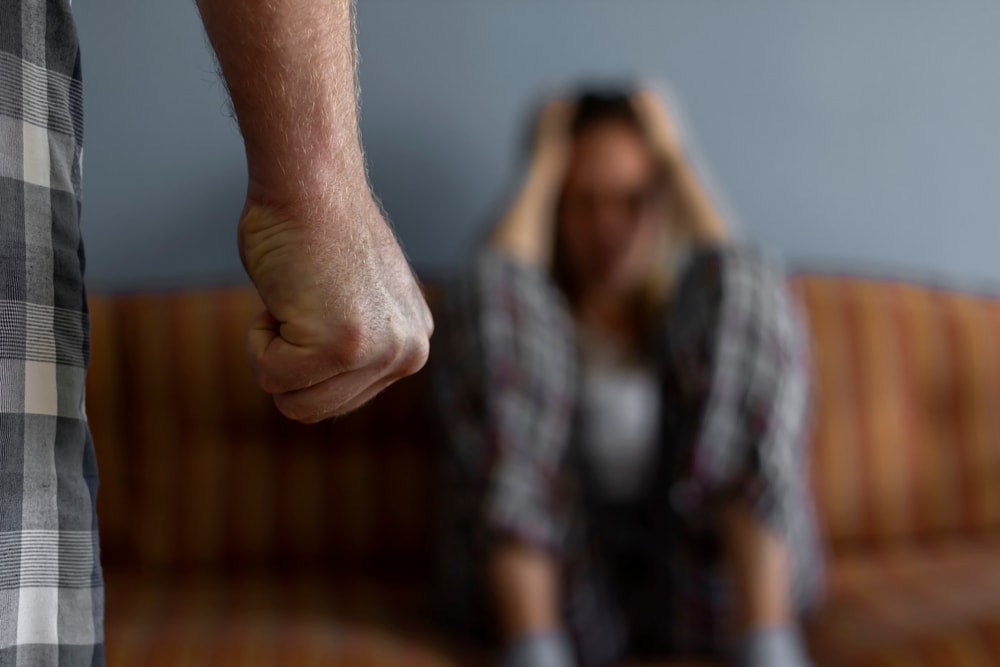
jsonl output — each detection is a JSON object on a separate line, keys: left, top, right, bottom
{"left": 76, "top": 1, "right": 1000, "bottom": 291}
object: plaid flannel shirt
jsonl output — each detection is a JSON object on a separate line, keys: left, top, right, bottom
{"left": 0, "top": 1, "right": 104, "bottom": 665}
{"left": 433, "top": 246, "right": 821, "bottom": 666}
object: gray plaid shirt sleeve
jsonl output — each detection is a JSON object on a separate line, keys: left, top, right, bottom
{"left": 1, "top": 1, "right": 104, "bottom": 665}
{"left": 435, "top": 250, "right": 578, "bottom": 553}
{"left": 665, "top": 247, "right": 822, "bottom": 608}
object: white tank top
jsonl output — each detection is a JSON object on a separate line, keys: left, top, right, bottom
{"left": 577, "top": 327, "right": 662, "bottom": 503}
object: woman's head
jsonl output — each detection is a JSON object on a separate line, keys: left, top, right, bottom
{"left": 545, "top": 86, "right": 727, "bottom": 315}
{"left": 553, "top": 89, "right": 668, "bottom": 306}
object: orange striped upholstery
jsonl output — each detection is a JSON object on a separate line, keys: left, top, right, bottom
{"left": 87, "top": 287, "right": 435, "bottom": 572}
{"left": 791, "top": 276, "right": 1000, "bottom": 553}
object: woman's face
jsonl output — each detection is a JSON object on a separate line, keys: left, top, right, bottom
{"left": 558, "top": 121, "right": 664, "bottom": 299}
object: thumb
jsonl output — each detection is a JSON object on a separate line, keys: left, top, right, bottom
{"left": 246, "top": 309, "right": 332, "bottom": 394}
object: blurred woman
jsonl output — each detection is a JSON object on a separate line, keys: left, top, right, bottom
{"left": 431, "top": 87, "right": 822, "bottom": 667}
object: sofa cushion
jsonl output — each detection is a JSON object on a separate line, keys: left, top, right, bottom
{"left": 806, "top": 536, "right": 1000, "bottom": 666}
{"left": 792, "top": 276, "right": 1000, "bottom": 553}
{"left": 104, "top": 571, "right": 489, "bottom": 667}
{"left": 104, "top": 571, "right": 719, "bottom": 667}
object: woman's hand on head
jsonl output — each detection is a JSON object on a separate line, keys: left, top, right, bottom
{"left": 530, "top": 98, "right": 576, "bottom": 184}
{"left": 490, "top": 98, "right": 576, "bottom": 269}
{"left": 632, "top": 89, "right": 684, "bottom": 168}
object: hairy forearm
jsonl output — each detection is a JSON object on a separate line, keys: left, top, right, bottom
{"left": 196, "top": 0, "right": 369, "bottom": 213}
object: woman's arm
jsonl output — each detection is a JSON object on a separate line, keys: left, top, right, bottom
{"left": 489, "top": 540, "right": 576, "bottom": 667}
{"left": 489, "top": 100, "right": 574, "bottom": 268}
{"left": 489, "top": 540, "right": 563, "bottom": 640}
{"left": 723, "top": 507, "right": 815, "bottom": 667}
{"left": 721, "top": 505, "right": 794, "bottom": 633}
{"left": 632, "top": 91, "right": 728, "bottom": 245}
{"left": 666, "top": 249, "right": 817, "bottom": 666}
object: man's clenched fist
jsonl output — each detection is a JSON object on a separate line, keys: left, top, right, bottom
{"left": 239, "top": 197, "right": 433, "bottom": 422}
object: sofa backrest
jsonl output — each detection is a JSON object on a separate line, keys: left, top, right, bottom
{"left": 87, "top": 288, "right": 435, "bottom": 573}
{"left": 792, "top": 275, "right": 1000, "bottom": 554}
{"left": 87, "top": 275, "right": 1000, "bottom": 571}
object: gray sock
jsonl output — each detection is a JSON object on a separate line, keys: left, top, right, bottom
{"left": 501, "top": 632, "right": 575, "bottom": 667}
{"left": 736, "top": 626, "right": 814, "bottom": 667}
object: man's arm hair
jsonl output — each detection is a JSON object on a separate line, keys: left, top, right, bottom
{"left": 195, "top": 0, "right": 369, "bottom": 213}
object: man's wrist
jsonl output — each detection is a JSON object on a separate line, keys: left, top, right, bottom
{"left": 243, "top": 173, "right": 378, "bottom": 232}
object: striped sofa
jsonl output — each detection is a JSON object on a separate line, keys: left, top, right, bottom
{"left": 85, "top": 274, "right": 1000, "bottom": 666}
{"left": 795, "top": 276, "right": 1000, "bottom": 667}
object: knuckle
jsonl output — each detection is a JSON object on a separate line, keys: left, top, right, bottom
{"left": 388, "top": 329, "right": 430, "bottom": 380}
{"left": 332, "top": 319, "right": 373, "bottom": 371}
{"left": 404, "top": 334, "right": 431, "bottom": 376}
{"left": 424, "top": 308, "right": 435, "bottom": 338}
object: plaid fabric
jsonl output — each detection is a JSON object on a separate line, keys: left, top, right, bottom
{"left": 653, "top": 247, "right": 822, "bottom": 658}
{"left": 0, "top": 1, "right": 104, "bottom": 665}
{"left": 432, "top": 246, "right": 820, "bottom": 666}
